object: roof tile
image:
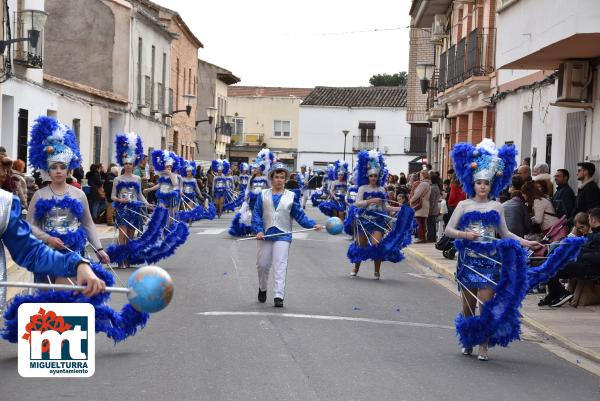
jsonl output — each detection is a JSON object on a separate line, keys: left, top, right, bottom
{"left": 301, "top": 86, "right": 407, "bottom": 108}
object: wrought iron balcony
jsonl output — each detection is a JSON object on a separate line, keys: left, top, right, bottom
{"left": 438, "top": 28, "right": 496, "bottom": 91}
{"left": 231, "top": 133, "right": 264, "bottom": 146}
{"left": 352, "top": 135, "right": 380, "bottom": 151}
{"left": 404, "top": 127, "right": 428, "bottom": 154}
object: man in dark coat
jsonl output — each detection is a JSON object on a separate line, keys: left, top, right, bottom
{"left": 572, "top": 162, "right": 600, "bottom": 216}
{"left": 553, "top": 168, "right": 575, "bottom": 218}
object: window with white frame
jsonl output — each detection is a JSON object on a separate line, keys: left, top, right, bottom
{"left": 273, "top": 120, "right": 291, "bottom": 137}
{"left": 232, "top": 118, "right": 244, "bottom": 135}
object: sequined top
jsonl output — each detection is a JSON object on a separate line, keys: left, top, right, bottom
{"left": 239, "top": 174, "right": 250, "bottom": 187}
{"left": 27, "top": 185, "right": 102, "bottom": 249}
{"left": 249, "top": 176, "right": 269, "bottom": 194}
{"left": 355, "top": 185, "right": 391, "bottom": 212}
{"left": 181, "top": 177, "right": 202, "bottom": 197}
{"left": 445, "top": 198, "right": 520, "bottom": 242}
{"left": 328, "top": 180, "right": 348, "bottom": 199}
{"left": 111, "top": 175, "right": 148, "bottom": 203}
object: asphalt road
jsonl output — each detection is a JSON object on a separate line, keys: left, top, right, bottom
{"left": 1, "top": 206, "right": 599, "bottom": 400}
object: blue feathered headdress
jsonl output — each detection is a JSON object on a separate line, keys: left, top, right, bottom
{"left": 151, "top": 150, "right": 180, "bottom": 172}
{"left": 450, "top": 138, "right": 517, "bottom": 198}
{"left": 179, "top": 160, "right": 197, "bottom": 176}
{"left": 240, "top": 162, "right": 250, "bottom": 173}
{"left": 211, "top": 159, "right": 231, "bottom": 174}
{"left": 254, "top": 148, "right": 276, "bottom": 172}
{"left": 356, "top": 150, "right": 386, "bottom": 187}
{"left": 28, "top": 116, "right": 81, "bottom": 171}
{"left": 115, "top": 132, "right": 143, "bottom": 166}
{"left": 334, "top": 160, "right": 349, "bottom": 181}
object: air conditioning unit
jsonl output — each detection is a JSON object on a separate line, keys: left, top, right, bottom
{"left": 431, "top": 14, "right": 448, "bottom": 42}
{"left": 557, "top": 60, "right": 592, "bottom": 102}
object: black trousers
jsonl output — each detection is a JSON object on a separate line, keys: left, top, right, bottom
{"left": 547, "top": 262, "right": 600, "bottom": 299}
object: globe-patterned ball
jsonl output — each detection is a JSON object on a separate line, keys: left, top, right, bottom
{"left": 326, "top": 217, "right": 344, "bottom": 235}
{"left": 127, "top": 265, "right": 174, "bottom": 313}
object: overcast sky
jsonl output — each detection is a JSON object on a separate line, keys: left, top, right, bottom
{"left": 153, "top": 0, "right": 412, "bottom": 88}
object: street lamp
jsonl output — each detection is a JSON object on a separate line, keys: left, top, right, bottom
{"left": 0, "top": 9, "right": 48, "bottom": 68}
{"left": 169, "top": 93, "right": 195, "bottom": 117}
{"left": 342, "top": 130, "right": 350, "bottom": 162}
{"left": 416, "top": 62, "right": 435, "bottom": 94}
{"left": 195, "top": 106, "right": 217, "bottom": 127}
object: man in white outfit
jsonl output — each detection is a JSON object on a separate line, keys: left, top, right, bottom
{"left": 252, "top": 162, "right": 322, "bottom": 307}
{"left": 298, "top": 164, "right": 311, "bottom": 209}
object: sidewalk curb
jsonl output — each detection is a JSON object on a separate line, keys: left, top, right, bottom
{"left": 405, "top": 246, "right": 600, "bottom": 365}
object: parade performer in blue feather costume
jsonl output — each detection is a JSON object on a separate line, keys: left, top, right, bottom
{"left": 111, "top": 132, "right": 153, "bottom": 269}
{"left": 238, "top": 162, "right": 251, "bottom": 193}
{"left": 211, "top": 159, "right": 230, "bottom": 217}
{"left": 228, "top": 152, "right": 272, "bottom": 237}
{"left": 223, "top": 169, "right": 238, "bottom": 212}
{"left": 230, "top": 162, "right": 251, "bottom": 209}
{"left": 7, "top": 116, "right": 148, "bottom": 343}
{"left": 177, "top": 160, "right": 216, "bottom": 222}
{"left": 145, "top": 150, "right": 182, "bottom": 220}
{"left": 348, "top": 150, "right": 415, "bottom": 279}
{"left": 318, "top": 160, "right": 349, "bottom": 220}
{"left": 26, "top": 117, "right": 111, "bottom": 280}
{"left": 445, "top": 138, "right": 542, "bottom": 361}
{"left": 0, "top": 173, "right": 105, "bottom": 313}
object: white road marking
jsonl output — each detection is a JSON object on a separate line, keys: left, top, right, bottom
{"left": 196, "top": 311, "right": 453, "bottom": 330}
{"left": 196, "top": 228, "right": 227, "bottom": 235}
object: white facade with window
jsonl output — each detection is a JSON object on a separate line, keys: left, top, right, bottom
{"left": 128, "top": 9, "right": 172, "bottom": 159}
{"left": 297, "top": 106, "right": 414, "bottom": 175}
{"left": 495, "top": 0, "right": 600, "bottom": 183}
{"left": 227, "top": 94, "right": 304, "bottom": 167}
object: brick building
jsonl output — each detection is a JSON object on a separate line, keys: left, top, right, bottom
{"left": 410, "top": 0, "right": 497, "bottom": 176}
{"left": 406, "top": 26, "right": 435, "bottom": 170}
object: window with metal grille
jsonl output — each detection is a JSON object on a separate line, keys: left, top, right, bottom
{"left": 93, "top": 127, "right": 102, "bottom": 165}
{"left": 72, "top": 119, "right": 80, "bottom": 145}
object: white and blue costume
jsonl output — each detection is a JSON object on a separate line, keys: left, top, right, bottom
{"left": 113, "top": 133, "right": 148, "bottom": 232}
{"left": 238, "top": 162, "right": 251, "bottom": 194}
{"left": 297, "top": 166, "right": 311, "bottom": 208}
{"left": 13, "top": 116, "right": 149, "bottom": 343}
{"left": 252, "top": 167, "right": 316, "bottom": 301}
{"left": 318, "top": 160, "right": 349, "bottom": 217}
{"left": 445, "top": 139, "right": 528, "bottom": 350}
{"left": 26, "top": 118, "right": 101, "bottom": 282}
{"left": 229, "top": 153, "right": 272, "bottom": 237}
{"left": 211, "top": 159, "right": 231, "bottom": 200}
{"left": 151, "top": 150, "right": 182, "bottom": 208}
{"left": 178, "top": 160, "right": 216, "bottom": 221}
{"left": 346, "top": 150, "right": 415, "bottom": 264}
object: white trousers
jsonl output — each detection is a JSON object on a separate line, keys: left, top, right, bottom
{"left": 257, "top": 240, "right": 290, "bottom": 299}
{"left": 301, "top": 189, "right": 310, "bottom": 208}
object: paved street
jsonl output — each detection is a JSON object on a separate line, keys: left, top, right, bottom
{"left": 1, "top": 207, "right": 599, "bottom": 400}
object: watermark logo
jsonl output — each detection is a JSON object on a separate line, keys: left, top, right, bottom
{"left": 18, "top": 303, "right": 95, "bottom": 377}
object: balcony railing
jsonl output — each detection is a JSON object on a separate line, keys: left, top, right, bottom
{"left": 404, "top": 127, "right": 428, "bottom": 154}
{"left": 352, "top": 135, "right": 379, "bottom": 151}
{"left": 231, "top": 133, "right": 264, "bottom": 146}
{"left": 439, "top": 28, "right": 496, "bottom": 91}
{"left": 438, "top": 51, "right": 447, "bottom": 92}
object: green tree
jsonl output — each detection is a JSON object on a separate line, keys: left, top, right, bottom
{"left": 369, "top": 72, "right": 408, "bottom": 87}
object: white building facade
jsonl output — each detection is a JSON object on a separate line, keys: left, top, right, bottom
{"left": 298, "top": 87, "right": 417, "bottom": 175}
{"left": 495, "top": 0, "right": 600, "bottom": 186}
